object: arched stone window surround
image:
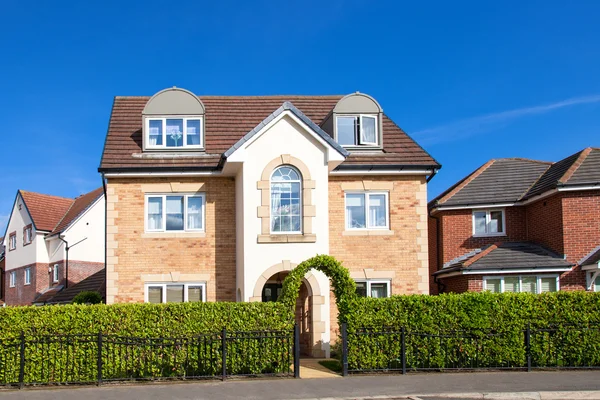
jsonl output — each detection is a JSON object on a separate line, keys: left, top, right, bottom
{"left": 256, "top": 155, "right": 316, "bottom": 243}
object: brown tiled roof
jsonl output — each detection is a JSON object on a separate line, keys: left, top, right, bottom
{"left": 20, "top": 191, "right": 74, "bottom": 232}
{"left": 50, "top": 187, "right": 104, "bottom": 235}
{"left": 19, "top": 188, "right": 103, "bottom": 233}
{"left": 99, "top": 95, "right": 439, "bottom": 171}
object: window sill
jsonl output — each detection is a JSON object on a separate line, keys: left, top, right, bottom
{"left": 257, "top": 234, "right": 317, "bottom": 243}
{"left": 472, "top": 233, "right": 507, "bottom": 238}
{"left": 342, "top": 230, "right": 394, "bottom": 236}
{"left": 142, "top": 232, "right": 206, "bottom": 239}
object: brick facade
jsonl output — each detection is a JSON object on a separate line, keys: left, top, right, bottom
{"left": 105, "top": 177, "right": 237, "bottom": 304}
{"left": 431, "top": 190, "right": 599, "bottom": 293}
{"left": 328, "top": 175, "right": 429, "bottom": 339}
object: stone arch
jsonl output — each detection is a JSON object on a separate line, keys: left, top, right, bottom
{"left": 256, "top": 155, "right": 317, "bottom": 242}
{"left": 279, "top": 254, "right": 357, "bottom": 323}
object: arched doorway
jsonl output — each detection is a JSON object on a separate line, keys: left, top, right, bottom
{"left": 261, "top": 271, "right": 313, "bottom": 357}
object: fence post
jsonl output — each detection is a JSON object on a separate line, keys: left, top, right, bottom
{"left": 18, "top": 332, "right": 25, "bottom": 389}
{"left": 401, "top": 327, "right": 406, "bottom": 375}
{"left": 341, "top": 322, "right": 348, "bottom": 377}
{"left": 221, "top": 328, "right": 227, "bottom": 381}
{"left": 525, "top": 324, "right": 531, "bottom": 372}
{"left": 293, "top": 324, "right": 300, "bottom": 378}
{"left": 97, "top": 332, "right": 103, "bottom": 386}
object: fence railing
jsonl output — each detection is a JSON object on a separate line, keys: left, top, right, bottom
{"left": 0, "top": 325, "right": 300, "bottom": 388}
{"left": 340, "top": 323, "right": 600, "bottom": 376}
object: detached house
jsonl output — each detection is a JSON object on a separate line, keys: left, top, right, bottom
{"left": 429, "top": 148, "right": 600, "bottom": 294}
{"left": 98, "top": 87, "right": 439, "bottom": 357}
{"left": 2, "top": 188, "right": 105, "bottom": 305}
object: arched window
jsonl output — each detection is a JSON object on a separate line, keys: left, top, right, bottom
{"left": 271, "top": 166, "right": 302, "bottom": 233}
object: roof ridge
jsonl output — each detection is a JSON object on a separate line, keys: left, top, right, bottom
{"left": 559, "top": 147, "right": 593, "bottom": 184}
{"left": 19, "top": 190, "right": 73, "bottom": 202}
{"left": 114, "top": 94, "right": 346, "bottom": 100}
{"left": 496, "top": 157, "right": 553, "bottom": 165}
{"left": 433, "top": 160, "right": 496, "bottom": 206}
{"left": 463, "top": 243, "right": 501, "bottom": 267}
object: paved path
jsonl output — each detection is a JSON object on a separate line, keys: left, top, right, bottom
{"left": 1, "top": 371, "right": 599, "bottom": 399}
{"left": 298, "top": 358, "right": 341, "bottom": 379}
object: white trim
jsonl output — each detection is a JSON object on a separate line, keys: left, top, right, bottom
{"left": 103, "top": 171, "right": 222, "bottom": 178}
{"left": 586, "top": 270, "right": 600, "bottom": 291}
{"left": 432, "top": 203, "right": 516, "bottom": 213}
{"left": 355, "top": 279, "right": 391, "bottom": 298}
{"left": 330, "top": 169, "right": 433, "bottom": 176}
{"left": 144, "top": 194, "right": 206, "bottom": 233}
{"left": 558, "top": 185, "right": 600, "bottom": 192}
{"left": 24, "top": 267, "right": 31, "bottom": 285}
{"left": 463, "top": 267, "right": 572, "bottom": 275}
{"left": 344, "top": 191, "right": 390, "bottom": 231}
{"left": 144, "top": 282, "right": 207, "bottom": 303}
{"left": 144, "top": 116, "right": 204, "bottom": 150}
{"left": 483, "top": 274, "right": 559, "bottom": 293}
{"left": 334, "top": 114, "right": 380, "bottom": 148}
{"left": 9, "top": 271, "right": 16, "bottom": 287}
{"left": 472, "top": 209, "right": 506, "bottom": 236}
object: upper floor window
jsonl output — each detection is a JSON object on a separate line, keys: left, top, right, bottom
{"left": 9, "top": 271, "right": 16, "bottom": 288}
{"left": 8, "top": 233, "right": 16, "bottom": 251}
{"left": 345, "top": 192, "right": 389, "bottom": 230}
{"left": 336, "top": 115, "right": 378, "bottom": 147}
{"left": 145, "top": 194, "right": 205, "bottom": 232}
{"left": 23, "top": 225, "right": 32, "bottom": 246}
{"left": 271, "top": 166, "right": 302, "bottom": 234}
{"left": 356, "top": 279, "right": 391, "bottom": 298}
{"left": 484, "top": 275, "right": 558, "bottom": 294}
{"left": 473, "top": 209, "right": 505, "bottom": 236}
{"left": 145, "top": 282, "right": 206, "bottom": 303}
{"left": 146, "top": 117, "right": 203, "bottom": 149}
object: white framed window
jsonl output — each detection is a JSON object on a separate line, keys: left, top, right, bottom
{"left": 145, "top": 194, "right": 205, "bottom": 232}
{"left": 24, "top": 267, "right": 31, "bottom": 285}
{"left": 23, "top": 225, "right": 32, "bottom": 245}
{"left": 9, "top": 271, "right": 16, "bottom": 288}
{"left": 483, "top": 275, "right": 559, "bottom": 294}
{"left": 335, "top": 115, "right": 379, "bottom": 147}
{"left": 53, "top": 264, "right": 59, "bottom": 283}
{"left": 8, "top": 233, "right": 16, "bottom": 251}
{"left": 355, "top": 280, "right": 391, "bottom": 298}
{"left": 144, "top": 282, "right": 206, "bottom": 304}
{"left": 145, "top": 117, "right": 203, "bottom": 149}
{"left": 472, "top": 209, "right": 505, "bottom": 236}
{"left": 345, "top": 192, "right": 389, "bottom": 230}
{"left": 270, "top": 166, "right": 302, "bottom": 234}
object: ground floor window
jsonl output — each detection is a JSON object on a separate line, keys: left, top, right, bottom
{"left": 355, "top": 280, "right": 391, "bottom": 298}
{"left": 595, "top": 275, "right": 600, "bottom": 292}
{"left": 9, "top": 271, "right": 16, "bottom": 287}
{"left": 24, "top": 267, "right": 31, "bottom": 285}
{"left": 145, "top": 283, "right": 206, "bottom": 303}
{"left": 483, "top": 275, "right": 559, "bottom": 293}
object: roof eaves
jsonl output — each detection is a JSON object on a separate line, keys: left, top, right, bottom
{"left": 579, "top": 245, "right": 600, "bottom": 266}
{"left": 429, "top": 160, "right": 496, "bottom": 208}
{"left": 49, "top": 190, "right": 104, "bottom": 236}
{"left": 16, "top": 191, "right": 38, "bottom": 232}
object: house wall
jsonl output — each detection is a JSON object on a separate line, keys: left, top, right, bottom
{"left": 525, "top": 194, "right": 564, "bottom": 256}
{"left": 437, "top": 207, "right": 527, "bottom": 264}
{"left": 4, "top": 195, "right": 37, "bottom": 271}
{"left": 328, "top": 175, "right": 430, "bottom": 340}
{"left": 428, "top": 216, "right": 439, "bottom": 295}
{"left": 562, "top": 191, "right": 600, "bottom": 263}
{"left": 105, "top": 177, "right": 237, "bottom": 304}
{"left": 4, "top": 263, "right": 50, "bottom": 305}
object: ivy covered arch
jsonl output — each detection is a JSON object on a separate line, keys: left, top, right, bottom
{"left": 278, "top": 254, "right": 357, "bottom": 322}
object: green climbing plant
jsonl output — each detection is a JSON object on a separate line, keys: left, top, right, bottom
{"left": 278, "top": 254, "right": 357, "bottom": 322}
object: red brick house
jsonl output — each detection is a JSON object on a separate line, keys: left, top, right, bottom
{"left": 429, "top": 148, "right": 600, "bottom": 294}
{"left": 2, "top": 188, "right": 105, "bottom": 305}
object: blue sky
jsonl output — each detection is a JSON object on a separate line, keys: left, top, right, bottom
{"left": 1, "top": 0, "right": 600, "bottom": 233}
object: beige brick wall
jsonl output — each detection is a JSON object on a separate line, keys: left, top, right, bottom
{"left": 106, "top": 177, "right": 236, "bottom": 304}
{"left": 328, "top": 175, "right": 429, "bottom": 340}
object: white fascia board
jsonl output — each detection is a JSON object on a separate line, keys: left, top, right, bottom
{"left": 558, "top": 185, "right": 600, "bottom": 192}
{"left": 103, "top": 171, "right": 222, "bottom": 178}
{"left": 462, "top": 267, "right": 573, "bottom": 275}
{"left": 226, "top": 110, "right": 345, "bottom": 164}
{"left": 581, "top": 263, "right": 600, "bottom": 271}
{"left": 519, "top": 189, "right": 559, "bottom": 205}
{"left": 432, "top": 203, "right": 516, "bottom": 213}
{"left": 330, "top": 169, "right": 432, "bottom": 176}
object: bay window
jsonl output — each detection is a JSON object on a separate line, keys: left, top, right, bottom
{"left": 484, "top": 275, "right": 558, "bottom": 294}
{"left": 345, "top": 192, "right": 389, "bottom": 230}
{"left": 145, "top": 194, "right": 205, "bottom": 232}
{"left": 145, "top": 283, "right": 206, "bottom": 303}
{"left": 146, "top": 117, "right": 203, "bottom": 149}
{"left": 473, "top": 209, "right": 505, "bottom": 236}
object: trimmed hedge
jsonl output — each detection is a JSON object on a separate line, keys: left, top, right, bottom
{"left": 72, "top": 291, "right": 102, "bottom": 304}
{"left": 0, "top": 302, "right": 294, "bottom": 384}
{"left": 345, "top": 292, "right": 600, "bottom": 371}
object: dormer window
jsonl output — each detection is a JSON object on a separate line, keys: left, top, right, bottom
{"left": 146, "top": 117, "right": 203, "bottom": 149}
{"left": 142, "top": 87, "right": 206, "bottom": 151}
{"left": 336, "top": 115, "right": 378, "bottom": 147}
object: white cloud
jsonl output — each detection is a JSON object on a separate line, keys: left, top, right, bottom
{"left": 413, "top": 94, "right": 600, "bottom": 145}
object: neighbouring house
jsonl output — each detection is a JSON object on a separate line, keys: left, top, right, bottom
{"left": 2, "top": 188, "right": 105, "bottom": 305}
{"left": 0, "top": 237, "right": 4, "bottom": 303}
{"left": 98, "top": 87, "right": 440, "bottom": 357}
{"left": 429, "top": 148, "right": 600, "bottom": 294}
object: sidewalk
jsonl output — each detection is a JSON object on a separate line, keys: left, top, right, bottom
{"left": 1, "top": 371, "right": 599, "bottom": 400}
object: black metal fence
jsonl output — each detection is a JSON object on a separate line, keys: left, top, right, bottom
{"left": 340, "top": 323, "right": 600, "bottom": 375}
{"left": 0, "top": 325, "right": 300, "bottom": 388}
